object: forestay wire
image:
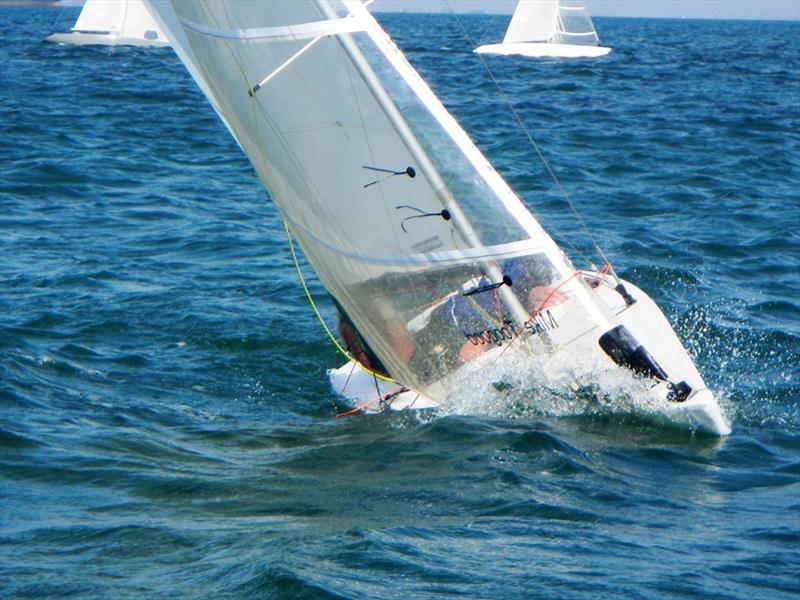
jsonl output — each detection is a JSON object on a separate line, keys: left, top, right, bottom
{"left": 443, "top": 2, "right": 619, "bottom": 282}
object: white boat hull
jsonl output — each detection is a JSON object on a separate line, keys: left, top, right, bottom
{"left": 328, "top": 362, "right": 439, "bottom": 413}
{"left": 474, "top": 42, "right": 611, "bottom": 58}
{"left": 329, "top": 272, "right": 730, "bottom": 436}
{"left": 44, "top": 32, "right": 168, "bottom": 48}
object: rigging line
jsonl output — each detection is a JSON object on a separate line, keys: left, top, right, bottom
{"left": 49, "top": 1, "right": 67, "bottom": 33}
{"left": 335, "top": 395, "right": 382, "bottom": 418}
{"left": 203, "top": 2, "right": 262, "bottom": 141}
{"left": 335, "top": 385, "right": 409, "bottom": 418}
{"left": 372, "top": 370, "right": 383, "bottom": 409}
{"left": 444, "top": 3, "right": 618, "bottom": 280}
{"left": 339, "top": 359, "right": 359, "bottom": 395}
{"left": 475, "top": 11, "right": 500, "bottom": 47}
{"left": 284, "top": 220, "right": 397, "bottom": 384}
{"left": 342, "top": 40, "right": 406, "bottom": 256}
{"left": 219, "top": 1, "right": 274, "bottom": 179}
{"left": 122, "top": 0, "right": 129, "bottom": 31}
{"left": 444, "top": 2, "right": 587, "bottom": 264}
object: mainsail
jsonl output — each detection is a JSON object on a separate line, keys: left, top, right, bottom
{"left": 144, "top": 1, "right": 729, "bottom": 434}
{"left": 503, "top": 0, "right": 561, "bottom": 44}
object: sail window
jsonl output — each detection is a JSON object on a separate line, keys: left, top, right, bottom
{"left": 349, "top": 31, "right": 530, "bottom": 247}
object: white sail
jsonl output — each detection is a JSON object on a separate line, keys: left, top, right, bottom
{"left": 45, "top": 0, "right": 168, "bottom": 47}
{"left": 73, "top": 0, "right": 126, "bottom": 33}
{"left": 117, "top": 1, "right": 168, "bottom": 42}
{"left": 477, "top": 1, "right": 611, "bottom": 58}
{"left": 503, "top": 0, "right": 560, "bottom": 44}
{"left": 144, "top": 1, "right": 729, "bottom": 434}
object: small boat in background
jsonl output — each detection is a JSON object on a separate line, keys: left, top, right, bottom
{"left": 45, "top": 0, "right": 168, "bottom": 47}
{"left": 475, "top": 0, "right": 611, "bottom": 58}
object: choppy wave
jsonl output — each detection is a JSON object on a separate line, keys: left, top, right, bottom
{"left": 1, "top": 7, "right": 798, "bottom": 599}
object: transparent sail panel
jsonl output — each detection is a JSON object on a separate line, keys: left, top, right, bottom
{"left": 554, "top": 2, "right": 601, "bottom": 46}
{"left": 145, "top": 0, "right": 602, "bottom": 395}
{"left": 351, "top": 32, "right": 528, "bottom": 247}
{"left": 347, "top": 251, "right": 568, "bottom": 386}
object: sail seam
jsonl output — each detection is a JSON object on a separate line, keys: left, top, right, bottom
{"left": 553, "top": 30, "right": 597, "bottom": 36}
{"left": 283, "top": 209, "right": 554, "bottom": 265}
{"left": 178, "top": 14, "right": 367, "bottom": 42}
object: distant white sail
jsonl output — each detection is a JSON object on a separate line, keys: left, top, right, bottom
{"left": 503, "top": 0, "right": 560, "bottom": 43}
{"left": 71, "top": 0, "right": 126, "bottom": 34}
{"left": 477, "top": 1, "right": 611, "bottom": 58}
{"left": 45, "top": 0, "right": 169, "bottom": 47}
{"left": 143, "top": 0, "right": 729, "bottom": 435}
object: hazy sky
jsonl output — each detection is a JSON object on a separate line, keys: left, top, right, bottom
{"left": 371, "top": 0, "right": 800, "bottom": 21}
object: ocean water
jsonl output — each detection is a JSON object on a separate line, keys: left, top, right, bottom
{"left": 1, "top": 7, "right": 799, "bottom": 599}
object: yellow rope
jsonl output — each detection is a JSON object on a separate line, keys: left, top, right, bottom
{"left": 283, "top": 221, "right": 397, "bottom": 383}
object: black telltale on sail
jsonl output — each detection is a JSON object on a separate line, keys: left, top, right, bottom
{"left": 462, "top": 275, "right": 513, "bottom": 297}
{"left": 396, "top": 205, "right": 452, "bottom": 233}
{"left": 362, "top": 165, "right": 416, "bottom": 188}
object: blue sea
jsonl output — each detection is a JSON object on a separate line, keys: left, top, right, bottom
{"left": 1, "top": 7, "right": 799, "bottom": 598}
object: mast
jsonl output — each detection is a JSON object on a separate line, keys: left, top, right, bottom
{"left": 316, "top": 0, "right": 532, "bottom": 326}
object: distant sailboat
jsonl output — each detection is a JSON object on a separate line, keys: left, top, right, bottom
{"left": 475, "top": 0, "right": 611, "bottom": 58}
{"left": 143, "top": 1, "right": 728, "bottom": 435}
{"left": 45, "top": 0, "right": 168, "bottom": 47}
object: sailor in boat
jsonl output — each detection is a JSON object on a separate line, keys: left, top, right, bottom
{"left": 336, "top": 302, "right": 390, "bottom": 377}
{"left": 337, "top": 255, "right": 567, "bottom": 379}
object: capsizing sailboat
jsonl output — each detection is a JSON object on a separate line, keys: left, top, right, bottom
{"left": 45, "top": 0, "right": 169, "bottom": 47}
{"left": 144, "top": 0, "right": 729, "bottom": 435}
{"left": 475, "top": 1, "right": 611, "bottom": 58}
